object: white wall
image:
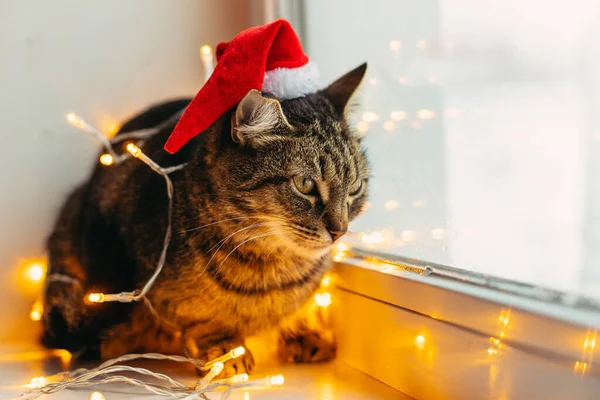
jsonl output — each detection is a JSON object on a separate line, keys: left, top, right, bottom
{"left": 0, "top": 0, "right": 250, "bottom": 340}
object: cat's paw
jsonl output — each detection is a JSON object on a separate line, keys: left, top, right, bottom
{"left": 278, "top": 330, "right": 337, "bottom": 363}
{"left": 198, "top": 342, "right": 255, "bottom": 378}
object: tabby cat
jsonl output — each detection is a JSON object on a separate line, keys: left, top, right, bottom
{"left": 42, "top": 63, "right": 369, "bottom": 376}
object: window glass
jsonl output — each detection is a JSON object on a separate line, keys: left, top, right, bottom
{"left": 303, "top": 0, "right": 600, "bottom": 300}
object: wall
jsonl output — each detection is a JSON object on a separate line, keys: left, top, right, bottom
{"left": 0, "top": 0, "right": 250, "bottom": 340}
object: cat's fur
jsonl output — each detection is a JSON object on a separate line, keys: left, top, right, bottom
{"left": 42, "top": 64, "right": 369, "bottom": 375}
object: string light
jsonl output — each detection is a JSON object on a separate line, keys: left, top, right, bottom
{"left": 382, "top": 120, "right": 395, "bottom": 132}
{"left": 390, "top": 110, "right": 407, "bottom": 121}
{"left": 356, "top": 121, "right": 369, "bottom": 135}
{"left": 25, "top": 261, "right": 46, "bottom": 283}
{"left": 89, "top": 392, "right": 106, "bottom": 400}
{"left": 384, "top": 200, "right": 399, "bottom": 210}
{"left": 266, "top": 374, "right": 285, "bottom": 386}
{"left": 87, "top": 293, "right": 104, "bottom": 303}
{"left": 362, "top": 112, "right": 380, "bottom": 122}
{"left": 200, "top": 45, "right": 214, "bottom": 82}
{"left": 29, "top": 300, "right": 43, "bottom": 321}
{"left": 389, "top": 40, "right": 402, "bottom": 51}
{"left": 314, "top": 292, "right": 331, "bottom": 307}
{"left": 415, "top": 335, "right": 426, "bottom": 349}
{"left": 99, "top": 153, "right": 114, "bottom": 166}
{"left": 416, "top": 109, "right": 436, "bottom": 120}
{"left": 487, "top": 347, "right": 499, "bottom": 355}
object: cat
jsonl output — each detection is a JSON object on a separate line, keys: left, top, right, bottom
{"left": 42, "top": 63, "right": 369, "bottom": 376}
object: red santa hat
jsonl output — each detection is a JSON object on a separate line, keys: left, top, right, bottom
{"left": 164, "top": 19, "right": 319, "bottom": 154}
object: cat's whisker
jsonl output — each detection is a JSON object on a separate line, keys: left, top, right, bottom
{"left": 180, "top": 216, "right": 276, "bottom": 233}
{"left": 195, "top": 222, "right": 274, "bottom": 281}
{"left": 217, "top": 231, "right": 283, "bottom": 269}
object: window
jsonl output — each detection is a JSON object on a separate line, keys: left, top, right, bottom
{"left": 301, "top": 0, "right": 600, "bottom": 301}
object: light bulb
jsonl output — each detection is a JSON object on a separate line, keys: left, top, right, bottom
{"left": 362, "top": 112, "right": 380, "bottom": 122}
{"left": 29, "top": 376, "right": 47, "bottom": 388}
{"left": 389, "top": 40, "right": 402, "bottom": 51}
{"left": 383, "top": 120, "right": 396, "bottom": 132}
{"left": 230, "top": 373, "right": 249, "bottom": 384}
{"left": 201, "top": 45, "right": 212, "bottom": 56}
{"left": 314, "top": 292, "right": 331, "bottom": 307}
{"left": 88, "top": 293, "right": 105, "bottom": 303}
{"left": 390, "top": 110, "right": 407, "bottom": 121}
{"left": 30, "top": 300, "right": 43, "bottom": 321}
{"left": 267, "top": 374, "right": 285, "bottom": 386}
{"left": 26, "top": 262, "right": 46, "bottom": 282}
{"left": 90, "top": 392, "right": 106, "bottom": 400}
{"left": 99, "top": 153, "right": 114, "bottom": 166}
{"left": 230, "top": 346, "right": 245, "bottom": 358}
{"left": 126, "top": 143, "right": 142, "bottom": 158}
{"left": 415, "top": 335, "right": 426, "bottom": 349}
{"left": 416, "top": 109, "right": 436, "bottom": 120}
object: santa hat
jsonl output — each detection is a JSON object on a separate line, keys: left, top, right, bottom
{"left": 164, "top": 19, "right": 319, "bottom": 154}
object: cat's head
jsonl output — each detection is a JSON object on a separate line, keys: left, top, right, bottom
{"left": 200, "top": 63, "right": 369, "bottom": 258}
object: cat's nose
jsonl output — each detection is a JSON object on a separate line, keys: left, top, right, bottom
{"left": 328, "top": 228, "right": 347, "bottom": 242}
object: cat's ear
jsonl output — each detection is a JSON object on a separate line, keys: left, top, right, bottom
{"left": 231, "top": 89, "right": 292, "bottom": 146}
{"left": 324, "top": 63, "right": 368, "bottom": 115}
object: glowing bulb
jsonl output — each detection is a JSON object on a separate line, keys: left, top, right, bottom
{"left": 230, "top": 346, "right": 245, "bottom": 358}
{"left": 200, "top": 45, "right": 212, "bottom": 56}
{"left": 268, "top": 374, "right": 285, "bottom": 386}
{"left": 383, "top": 120, "right": 396, "bottom": 132}
{"left": 25, "top": 262, "right": 46, "bottom": 282}
{"left": 90, "top": 392, "right": 106, "bottom": 400}
{"left": 487, "top": 347, "right": 499, "bottom": 355}
{"left": 415, "top": 335, "right": 426, "bottom": 348}
{"left": 356, "top": 121, "right": 369, "bottom": 134}
{"left": 336, "top": 242, "right": 349, "bottom": 252}
{"left": 99, "top": 153, "right": 114, "bottom": 166}
{"left": 321, "top": 274, "right": 332, "bottom": 287}
{"left": 574, "top": 361, "right": 588, "bottom": 374}
{"left": 400, "top": 230, "right": 416, "bottom": 243}
{"left": 362, "top": 112, "right": 380, "bottom": 122}
{"left": 66, "top": 113, "right": 86, "bottom": 129}
{"left": 389, "top": 40, "right": 402, "bottom": 51}
{"left": 490, "top": 337, "right": 501, "bottom": 346}
{"left": 30, "top": 300, "right": 43, "bottom": 321}
{"left": 430, "top": 228, "right": 445, "bottom": 240}
{"left": 126, "top": 143, "right": 142, "bottom": 158}
{"left": 315, "top": 292, "right": 331, "bottom": 307}
{"left": 231, "top": 373, "right": 249, "bottom": 384}
{"left": 390, "top": 110, "right": 407, "bottom": 121}
{"left": 412, "top": 199, "right": 425, "bottom": 208}
{"left": 88, "top": 293, "right": 105, "bottom": 303}
{"left": 380, "top": 264, "right": 394, "bottom": 274}
{"left": 244, "top": 393, "right": 250, "bottom": 400}
{"left": 416, "top": 109, "right": 436, "bottom": 120}
{"left": 106, "top": 122, "right": 120, "bottom": 137}
{"left": 384, "top": 200, "right": 399, "bottom": 211}
{"left": 66, "top": 113, "right": 76, "bottom": 123}
{"left": 29, "top": 376, "right": 47, "bottom": 388}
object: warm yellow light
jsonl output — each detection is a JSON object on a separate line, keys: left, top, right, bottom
{"left": 390, "top": 110, "right": 407, "bottom": 121}
{"left": 66, "top": 113, "right": 86, "bottom": 129}
{"left": 126, "top": 143, "right": 142, "bottom": 158}
{"left": 66, "top": 113, "right": 76, "bottom": 123}
{"left": 360, "top": 231, "right": 385, "bottom": 244}
{"left": 29, "top": 376, "right": 47, "bottom": 388}
{"left": 106, "top": 122, "right": 120, "bottom": 138}
{"left": 489, "top": 337, "right": 501, "bottom": 346}
{"left": 336, "top": 242, "right": 349, "bottom": 252}
{"left": 99, "top": 153, "right": 114, "bottom": 166}
{"left": 230, "top": 346, "right": 245, "bottom": 358}
{"left": 268, "top": 374, "right": 285, "bottom": 386}
{"left": 380, "top": 264, "right": 394, "bottom": 274}
{"left": 356, "top": 121, "right": 369, "bottom": 134}
{"left": 383, "top": 120, "right": 396, "bottom": 132}
{"left": 384, "top": 200, "right": 399, "bottom": 211}
{"left": 389, "top": 40, "right": 402, "bottom": 51}
{"left": 321, "top": 275, "right": 332, "bottom": 287}
{"left": 30, "top": 300, "right": 43, "bottom": 322}
{"left": 584, "top": 336, "right": 597, "bottom": 350}
{"left": 90, "top": 392, "right": 107, "bottom": 400}
{"left": 415, "top": 335, "right": 426, "bottom": 349}
{"left": 362, "top": 112, "right": 380, "bottom": 123}
{"left": 500, "top": 331, "right": 505, "bottom": 338}
{"left": 201, "top": 45, "right": 212, "bottom": 56}
{"left": 574, "top": 361, "right": 588, "bottom": 374}
{"left": 412, "top": 199, "right": 425, "bottom": 208}
{"left": 333, "top": 252, "right": 346, "bottom": 262}
{"left": 231, "top": 373, "right": 249, "bottom": 384}
{"left": 26, "top": 262, "right": 46, "bottom": 282}
{"left": 400, "top": 230, "right": 416, "bottom": 243}
{"left": 416, "top": 109, "right": 436, "bottom": 120}
{"left": 487, "top": 347, "right": 498, "bottom": 355}
{"left": 88, "top": 293, "right": 105, "bottom": 303}
{"left": 315, "top": 292, "right": 331, "bottom": 307}
{"left": 244, "top": 392, "right": 250, "bottom": 400}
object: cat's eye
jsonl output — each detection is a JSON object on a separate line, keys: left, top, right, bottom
{"left": 292, "top": 176, "right": 316, "bottom": 195}
{"left": 349, "top": 179, "right": 364, "bottom": 196}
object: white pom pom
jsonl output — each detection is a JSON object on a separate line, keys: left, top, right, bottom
{"left": 262, "top": 62, "right": 320, "bottom": 100}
